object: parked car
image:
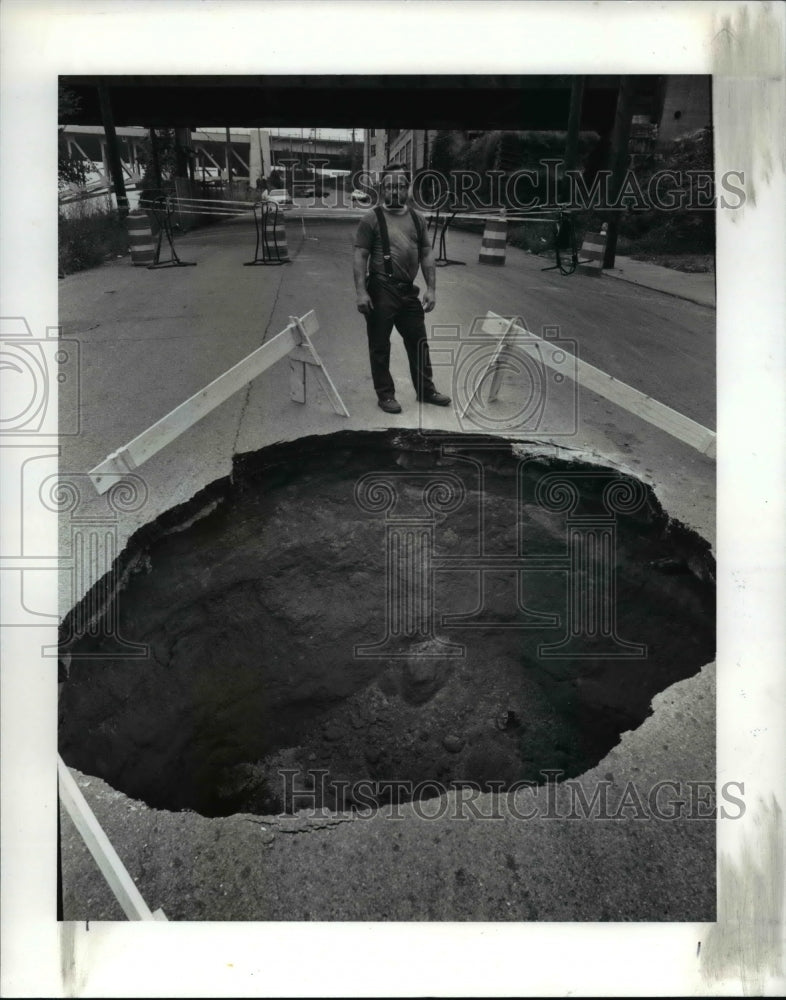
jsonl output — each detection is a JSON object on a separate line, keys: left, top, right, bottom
{"left": 265, "top": 188, "right": 294, "bottom": 208}
{"left": 350, "top": 188, "right": 373, "bottom": 207}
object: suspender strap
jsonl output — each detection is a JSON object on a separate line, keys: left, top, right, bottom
{"left": 373, "top": 207, "right": 425, "bottom": 280}
{"left": 409, "top": 207, "right": 424, "bottom": 247}
{"left": 374, "top": 207, "right": 394, "bottom": 278}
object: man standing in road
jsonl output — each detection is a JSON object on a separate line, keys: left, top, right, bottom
{"left": 353, "top": 165, "right": 452, "bottom": 414}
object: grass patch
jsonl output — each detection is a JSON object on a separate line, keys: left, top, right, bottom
{"left": 59, "top": 201, "right": 130, "bottom": 277}
{"left": 509, "top": 207, "right": 714, "bottom": 270}
{"left": 508, "top": 221, "right": 555, "bottom": 257}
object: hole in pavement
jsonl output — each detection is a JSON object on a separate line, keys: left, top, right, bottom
{"left": 59, "top": 430, "right": 715, "bottom": 818}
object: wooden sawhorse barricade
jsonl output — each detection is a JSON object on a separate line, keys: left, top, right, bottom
{"left": 89, "top": 311, "right": 349, "bottom": 495}
{"left": 463, "top": 312, "right": 717, "bottom": 459}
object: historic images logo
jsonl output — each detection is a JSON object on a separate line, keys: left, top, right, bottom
{"left": 428, "top": 316, "right": 579, "bottom": 437}
{"left": 353, "top": 454, "right": 649, "bottom": 663}
{"left": 1, "top": 316, "right": 149, "bottom": 658}
{"left": 0, "top": 317, "right": 80, "bottom": 436}
{"left": 347, "top": 163, "right": 745, "bottom": 213}
{"left": 276, "top": 768, "right": 746, "bottom": 822}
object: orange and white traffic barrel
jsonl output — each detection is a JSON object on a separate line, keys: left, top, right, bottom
{"left": 269, "top": 213, "right": 289, "bottom": 262}
{"left": 478, "top": 216, "right": 507, "bottom": 266}
{"left": 126, "top": 210, "right": 155, "bottom": 267}
{"left": 577, "top": 225, "right": 607, "bottom": 276}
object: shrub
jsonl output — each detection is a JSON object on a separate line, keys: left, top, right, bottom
{"left": 509, "top": 126, "right": 716, "bottom": 261}
{"left": 58, "top": 200, "right": 129, "bottom": 276}
{"left": 507, "top": 221, "right": 557, "bottom": 256}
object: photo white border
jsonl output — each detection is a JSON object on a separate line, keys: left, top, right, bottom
{"left": 1, "top": 1, "right": 784, "bottom": 996}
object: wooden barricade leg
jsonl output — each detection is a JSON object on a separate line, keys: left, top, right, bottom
{"left": 289, "top": 355, "right": 307, "bottom": 403}
{"left": 58, "top": 756, "right": 167, "bottom": 921}
{"left": 458, "top": 316, "right": 518, "bottom": 418}
{"left": 289, "top": 315, "right": 350, "bottom": 416}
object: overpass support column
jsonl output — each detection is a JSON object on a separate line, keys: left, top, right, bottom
{"left": 603, "top": 75, "right": 636, "bottom": 270}
{"left": 225, "top": 127, "right": 233, "bottom": 182}
{"left": 97, "top": 81, "right": 128, "bottom": 215}
{"left": 148, "top": 129, "right": 163, "bottom": 188}
{"left": 565, "top": 76, "right": 585, "bottom": 175}
{"left": 174, "top": 127, "right": 194, "bottom": 181}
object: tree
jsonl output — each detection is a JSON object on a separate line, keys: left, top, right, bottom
{"left": 58, "top": 85, "right": 88, "bottom": 189}
{"left": 429, "top": 130, "right": 457, "bottom": 175}
{"left": 137, "top": 129, "right": 178, "bottom": 186}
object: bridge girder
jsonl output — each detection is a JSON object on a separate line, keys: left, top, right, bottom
{"left": 59, "top": 74, "right": 652, "bottom": 134}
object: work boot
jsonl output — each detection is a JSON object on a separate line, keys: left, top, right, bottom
{"left": 418, "top": 389, "right": 452, "bottom": 407}
{"left": 378, "top": 396, "right": 402, "bottom": 414}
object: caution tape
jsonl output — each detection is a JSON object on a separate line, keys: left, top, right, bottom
{"left": 137, "top": 194, "right": 293, "bottom": 220}
{"left": 163, "top": 194, "right": 264, "bottom": 207}
{"left": 426, "top": 212, "right": 562, "bottom": 225}
{"left": 139, "top": 198, "right": 258, "bottom": 218}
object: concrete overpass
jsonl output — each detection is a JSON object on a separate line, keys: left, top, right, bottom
{"left": 60, "top": 125, "right": 359, "bottom": 190}
{"left": 60, "top": 74, "right": 660, "bottom": 132}
{"left": 58, "top": 74, "right": 688, "bottom": 264}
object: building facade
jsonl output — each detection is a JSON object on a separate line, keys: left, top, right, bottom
{"left": 364, "top": 129, "right": 434, "bottom": 177}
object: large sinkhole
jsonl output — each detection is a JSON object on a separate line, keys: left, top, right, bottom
{"left": 59, "top": 430, "right": 715, "bottom": 817}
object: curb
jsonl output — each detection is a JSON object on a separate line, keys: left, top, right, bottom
{"left": 602, "top": 268, "right": 716, "bottom": 309}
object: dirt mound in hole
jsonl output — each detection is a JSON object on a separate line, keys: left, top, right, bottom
{"left": 58, "top": 431, "right": 715, "bottom": 817}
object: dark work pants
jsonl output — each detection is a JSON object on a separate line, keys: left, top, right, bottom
{"left": 364, "top": 274, "right": 436, "bottom": 399}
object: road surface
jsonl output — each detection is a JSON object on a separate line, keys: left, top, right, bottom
{"left": 54, "top": 213, "right": 717, "bottom": 923}
{"left": 57, "top": 213, "right": 716, "bottom": 562}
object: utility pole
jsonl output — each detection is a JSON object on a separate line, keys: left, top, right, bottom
{"left": 97, "top": 80, "right": 128, "bottom": 215}
{"left": 564, "top": 76, "right": 585, "bottom": 178}
{"left": 603, "top": 76, "right": 636, "bottom": 269}
{"left": 188, "top": 126, "right": 196, "bottom": 182}
{"left": 148, "top": 128, "right": 162, "bottom": 189}
{"left": 174, "top": 127, "right": 191, "bottom": 179}
{"left": 225, "top": 127, "right": 233, "bottom": 182}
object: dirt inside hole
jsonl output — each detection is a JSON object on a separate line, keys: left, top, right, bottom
{"left": 59, "top": 431, "right": 715, "bottom": 817}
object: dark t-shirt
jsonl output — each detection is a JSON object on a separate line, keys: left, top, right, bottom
{"left": 354, "top": 207, "right": 430, "bottom": 283}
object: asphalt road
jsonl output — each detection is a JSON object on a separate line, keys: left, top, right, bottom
{"left": 58, "top": 213, "right": 716, "bottom": 568}
{"left": 56, "top": 214, "right": 717, "bottom": 923}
